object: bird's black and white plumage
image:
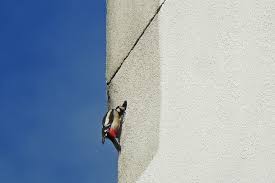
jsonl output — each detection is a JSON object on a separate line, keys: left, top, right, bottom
{"left": 102, "top": 101, "right": 127, "bottom": 152}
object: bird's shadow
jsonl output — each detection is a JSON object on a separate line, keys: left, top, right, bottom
{"left": 117, "top": 111, "right": 126, "bottom": 144}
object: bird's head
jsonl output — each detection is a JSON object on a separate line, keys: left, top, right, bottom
{"left": 116, "top": 100, "right": 127, "bottom": 115}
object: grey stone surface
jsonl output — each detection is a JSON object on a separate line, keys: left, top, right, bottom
{"left": 106, "top": 0, "right": 164, "bottom": 82}
{"left": 107, "top": 15, "right": 160, "bottom": 183}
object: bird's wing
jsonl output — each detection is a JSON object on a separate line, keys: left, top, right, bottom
{"left": 102, "top": 110, "right": 114, "bottom": 127}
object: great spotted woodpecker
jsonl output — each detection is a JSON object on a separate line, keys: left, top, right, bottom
{"left": 102, "top": 101, "right": 127, "bottom": 152}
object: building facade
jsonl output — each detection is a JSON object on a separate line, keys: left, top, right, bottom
{"left": 107, "top": 0, "right": 275, "bottom": 182}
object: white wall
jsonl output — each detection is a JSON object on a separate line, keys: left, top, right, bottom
{"left": 106, "top": 0, "right": 163, "bottom": 81}
{"left": 107, "top": 0, "right": 275, "bottom": 182}
{"left": 107, "top": 1, "right": 163, "bottom": 182}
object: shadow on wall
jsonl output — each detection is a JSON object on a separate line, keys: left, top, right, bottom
{"left": 107, "top": 5, "right": 161, "bottom": 183}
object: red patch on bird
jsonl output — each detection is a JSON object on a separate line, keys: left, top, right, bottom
{"left": 108, "top": 128, "right": 117, "bottom": 138}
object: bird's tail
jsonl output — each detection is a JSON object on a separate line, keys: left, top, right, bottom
{"left": 109, "top": 137, "right": 121, "bottom": 152}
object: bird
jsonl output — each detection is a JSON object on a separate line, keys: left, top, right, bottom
{"left": 102, "top": 101, "right": 127, "bottom": 152}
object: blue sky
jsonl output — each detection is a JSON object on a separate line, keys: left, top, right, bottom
{"left": 0, "top": 0, "right": 118, "bottom": 182}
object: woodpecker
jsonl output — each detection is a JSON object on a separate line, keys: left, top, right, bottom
{"left": 102, "top": 101, "right": 127, "bottom": 152}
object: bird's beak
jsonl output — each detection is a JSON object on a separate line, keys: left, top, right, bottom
{"left": 102, "top": 136, "right": 105, "bottom": 144}
{"left": 122, "top": 101, "right": 127, "bottom": 109}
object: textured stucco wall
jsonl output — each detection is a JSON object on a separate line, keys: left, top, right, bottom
{"left": 106, "top": 1, "right": 163, "bottom": 182}
{"left": 106, "top": 0, "right": 164, "bottom": 82}
{"left": 107, "top": 0, "right": 275, "bottom": 182}
{"left": 108, "top": 17, "right": 160, "bottom": 183}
